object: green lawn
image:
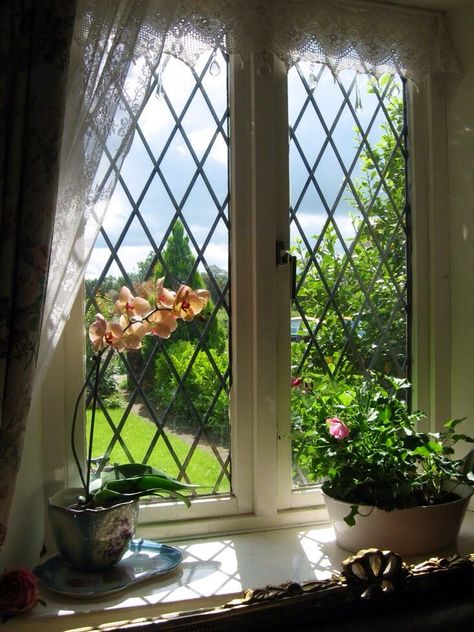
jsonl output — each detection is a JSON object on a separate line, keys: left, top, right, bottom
{"left": 86, "top": 408, "right": 230, "bottom": 493}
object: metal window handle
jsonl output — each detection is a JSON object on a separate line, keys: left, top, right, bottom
{"left": 276, "top": 240, "right": 297, "bottom": 301}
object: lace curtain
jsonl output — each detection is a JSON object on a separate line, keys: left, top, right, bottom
{"left": 37, "top": 0, "right": 459, "bottom": 384}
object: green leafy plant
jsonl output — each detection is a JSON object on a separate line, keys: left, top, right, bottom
{"left": 291, "top": 374, "right": 474, "bottom": 525}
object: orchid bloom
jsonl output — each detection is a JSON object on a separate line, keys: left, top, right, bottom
{"left": 147, "top": 310, "right": 178, "bottom": 339}
{"left": 155, "top": 277, "right": 209, "bottom": 321}
{"left": 115, "top": 286, "right": 150, "bottom": 319}
{"left": 173, "top": 285, "right": 210, "bottom": 321}
{"left": 326, "top": 417, "right": 350, "bottom": 440}
{"left": 155, "top": 277, "right": 176, "bottom": 309}
{"left": 89, "top": 314, "right": 124, "bottom": 352}
{"left": 119, "top": 315, "right": 149, "bottom": 349}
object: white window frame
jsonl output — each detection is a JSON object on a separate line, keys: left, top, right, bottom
{"left": 41, "top": 57, "right": 450, "bottom": 541}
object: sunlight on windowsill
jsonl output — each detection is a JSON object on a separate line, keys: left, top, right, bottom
{"left": 10, "top": 512, "right": 474, "bottom": 632}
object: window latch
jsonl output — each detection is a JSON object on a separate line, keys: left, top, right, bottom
{"left": 276, "top": 240, "right": 297, "bottom": 301}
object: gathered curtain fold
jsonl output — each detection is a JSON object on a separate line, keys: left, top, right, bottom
{"left": 37, "top": 0, "right": 459, "bottom": 387}
{"left": 0, "top": 0, "right": 77, "bottom": 554}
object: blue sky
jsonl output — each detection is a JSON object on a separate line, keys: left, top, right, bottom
{"left": 87, "top": 54, "right": 394, "bottom": 280}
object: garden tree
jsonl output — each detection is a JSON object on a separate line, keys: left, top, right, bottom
{"left": 153, "top": 220, "right": 204, "bottom": 289}
{"left": 135, "top": 222, "right": 230, "bottom": 445}
{"left": 132, "top": 251, "right": 155, "bottom": 285}
{"left": 148, "top": 220, "right": 226, "bottom": 350}
{"left": 293, "top": 76, "right": 406, "bottom": 383}
{"left": 201, "top": 265, "right": 229, "bottom": 305}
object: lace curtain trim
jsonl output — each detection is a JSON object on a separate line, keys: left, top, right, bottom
{"left": 159, "top": 0, "right": 458, "bottom": 79}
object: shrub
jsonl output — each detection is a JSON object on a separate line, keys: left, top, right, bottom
{"left": 153, "top": 340, "right": 230, "bottom": 445}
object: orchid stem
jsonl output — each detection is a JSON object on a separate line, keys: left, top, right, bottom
{"left": 71, "top": 354, "right": 100, "bottom": 495}
{"left": 85, "top": 353, "right": 101, "bottom": 500}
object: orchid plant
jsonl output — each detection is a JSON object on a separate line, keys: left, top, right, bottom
{"left": 292, "top": 374, "right": 474, "bottom": 525}
{"left": 72, "top": 278, "right": 210, "bottom": 509}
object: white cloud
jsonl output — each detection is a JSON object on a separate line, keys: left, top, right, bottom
{"left": 87, "top": 242, "right": 228, "bottom": 280}
{"left": 101, "top": 191, "right": 131, "bottom": 236}
{"left": 86, "top": 245, "right": 153, "bottom": 279}
{"left": 293, "top": 212, "right": 357, "bottom": 241}
{"left": 176, "top": 127, "right": 228, "bottom": 165}
{"left": 199, "top": 243, "right": 228, "bottom": 270}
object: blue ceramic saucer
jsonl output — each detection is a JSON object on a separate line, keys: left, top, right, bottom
{"left": 34, "top": 539, "right": 182, "bottom": 598}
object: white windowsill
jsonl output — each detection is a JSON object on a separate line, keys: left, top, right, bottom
{"left": 8, "top": 511, "right": 474, "bottom": 632}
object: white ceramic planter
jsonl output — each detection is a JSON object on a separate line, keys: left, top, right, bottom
{"left": 324, "top": 483, "right": 473, "bottom": 556}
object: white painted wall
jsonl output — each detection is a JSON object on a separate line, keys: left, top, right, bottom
{"left": 447, "top": 3, "right": 474, "bottom": 441}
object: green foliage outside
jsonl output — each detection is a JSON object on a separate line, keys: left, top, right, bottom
{"left": 139, "top": 221, "right": 229, "bottom": 446}
{"left": 153, "top": 340, "right": 230, "bottom": 446}
{"left": 87, "top": 408, "right": 230, "bottom": 493}
{"left": 84, "top": 219, "right": 230, "bottom": 485}
{"left": 291, "top": 75, "right": 409, "bottom": 482}
{"left": 292, "top": 75, "right": 406, "bottom": 379}
{"left": 151, "top": 220, "right": 226, "bottom": 351}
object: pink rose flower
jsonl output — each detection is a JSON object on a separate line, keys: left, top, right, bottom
{"left": 0, "top": 568, "right": 39, "bottom": 617}
{"left": 326, "top": 417, "right": 350, "bottom": 440}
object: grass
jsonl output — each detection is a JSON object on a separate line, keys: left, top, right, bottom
{"left": 86, "top": 408, "right": 230, "bottom": 494}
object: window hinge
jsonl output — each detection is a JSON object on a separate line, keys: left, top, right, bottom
{"left": 276, "top": 240, "right": 297, "bottom": 301}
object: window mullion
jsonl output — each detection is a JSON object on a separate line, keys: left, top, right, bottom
{"left": 230, "top": 52, "right": 290, "bottom": 517}
{"left": 229, "top": 53, "right": 254, "bottom": 514}
{"left": 251, "top": 53, "right": 289, "bottom": 515}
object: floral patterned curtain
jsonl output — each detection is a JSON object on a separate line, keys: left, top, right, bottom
{"left": 0, "top": 0, "right": 77, "bottom": 552}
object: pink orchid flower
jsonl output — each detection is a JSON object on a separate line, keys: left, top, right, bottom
{"left": 154, "top": 278, "right": 210, "bottom": 321}
{"left": 155, "top": 277, "right": 176, "bottom": 309}
{"left": 326, "top": 417, "right": 350, "bottom": 440}
{"left": 119, "top": 315, "right": 149, "bottom": 349}
{"left": 89, "top": 314, "right": 124, "bottom": 352}
{"left": 148, "top": 310, "right": 178, "bottom": 339}
{"left": 173, "top": 285, "right": 210, "bottom": 321}
{"left": 115, "top": 286, "right": 150, "bottom": 318}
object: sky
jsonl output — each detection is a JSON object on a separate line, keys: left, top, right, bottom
{"left": 86, "top": 52, "right": 396, "bottom": 281}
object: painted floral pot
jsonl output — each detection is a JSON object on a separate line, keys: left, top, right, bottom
{"left": 49, "top": 488, "right": 139, "bottom": 571}
{"left": 324, "top": 483, "right": 472, "bottom": 556}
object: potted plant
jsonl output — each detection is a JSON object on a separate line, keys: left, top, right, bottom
{"left": 292, "top": 375, "right": 474, "bottom": 555}
{"left": 49, "top": 279, "right": 210, "bottom": 571}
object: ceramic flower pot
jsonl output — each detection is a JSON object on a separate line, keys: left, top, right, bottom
{"left": 49, "top": 488, "right": 139, "bottom": 571}
{"left": 324, "top": 483, "right": 473, "bottom": 556}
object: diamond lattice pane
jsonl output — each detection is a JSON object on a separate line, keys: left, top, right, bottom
{"left": 85, "top": 49, "right": 230, "bottom": 497}
{"left": 289, "top": 64, "right": 409, "bottom": 487}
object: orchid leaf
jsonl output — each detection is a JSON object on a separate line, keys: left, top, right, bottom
{"left": 91, "top": 486, "right": 191, "bottom": 508}
{"left": 89, "top": 470, "right": 200, "bottom": 507}
{"left": 101, "top": 463, "right": 169, "bottom": 482}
